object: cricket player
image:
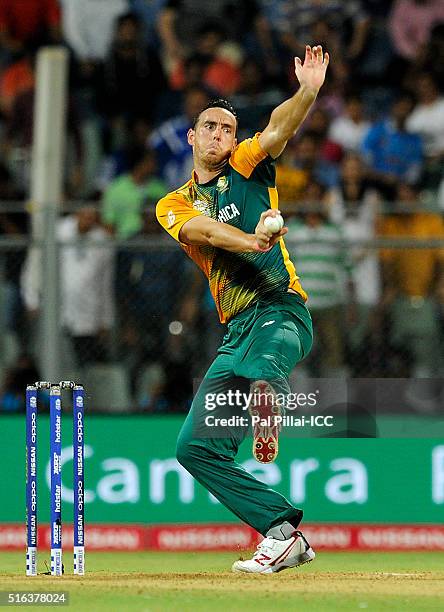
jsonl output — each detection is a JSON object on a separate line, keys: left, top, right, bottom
{"left": 156, "top": 46, "right": 329, "bottom": 574}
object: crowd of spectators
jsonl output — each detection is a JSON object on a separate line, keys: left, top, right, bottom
{"left": 0, "top": 0, "right": 444, "bottom": 412}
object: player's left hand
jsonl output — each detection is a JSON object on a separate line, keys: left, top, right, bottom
{"left": 254, "top": 210, "right": 288, "bottom": 251}
{"left": 294, "top": 45, "right": 329, "bottom": 93}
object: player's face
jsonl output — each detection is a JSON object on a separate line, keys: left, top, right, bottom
{"left": 188, "top": 108, "right": 237, "bottom": 169}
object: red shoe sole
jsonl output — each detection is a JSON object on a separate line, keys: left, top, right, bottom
{"left": 248, "top": 380, "right": 281, "bottom": 463}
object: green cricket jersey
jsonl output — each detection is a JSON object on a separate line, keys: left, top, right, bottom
{"left": 156, "top": 133, "right": 307, "bottom": 323}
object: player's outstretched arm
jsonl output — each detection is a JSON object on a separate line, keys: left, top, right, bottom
{"left": 259, "top": 45, "right": 329, "bottom": 159}
{"left": 179, "top": 210, "right": 287, "bottom": 253}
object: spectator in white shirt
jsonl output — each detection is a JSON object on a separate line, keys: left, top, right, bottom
{"left": 21, "top": 207, "right": 115, "bottom": 365}
{"left": 58, "top": 207, "right": 115, "bottom": 364}
{"left": 406, "top": 73, "right": 444, "bottom": 189}
{"left": 326, "top": 154, "right": 381, "bottom": 374}
{"left": 60, "top": 0, "right": 130, "bottom": 61}
{"left": 406, "top": 73, "right": 444, "bottom": 157}
{"left": 328, "top": 94, "right": 371, "bottom": 153}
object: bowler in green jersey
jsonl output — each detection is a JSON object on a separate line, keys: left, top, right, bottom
{"left": 157, "top": 46, "right": 329, "bottom": 574}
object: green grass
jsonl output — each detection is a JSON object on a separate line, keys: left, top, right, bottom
{"left": 1, "top": 551, "right": 444, "bottom": 611}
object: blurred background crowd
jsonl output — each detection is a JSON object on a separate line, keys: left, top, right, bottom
{"left": 0, "top": 0, "right": 444, "bottom": 413}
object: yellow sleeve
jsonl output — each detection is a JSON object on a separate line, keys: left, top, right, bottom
{"left": 229, "top": 132, "right": 268, "bottom": 178}
{"left": 156, "top": 193, "right": 202, "bottom": 242}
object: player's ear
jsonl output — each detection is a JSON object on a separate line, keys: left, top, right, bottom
{"left": 187, "top": 128, "right": 195, "bottom": 146}
{"left": 231, "top": 137, "right": 237, "bottom": 152}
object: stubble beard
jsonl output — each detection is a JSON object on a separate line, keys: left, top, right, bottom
{"left": 196, "top": 143, "right": 230, "bottom": 172}
{"left": 204, "top": 155, "right": 229, "bottom": 172}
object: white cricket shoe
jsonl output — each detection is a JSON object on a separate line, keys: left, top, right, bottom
{"left": 232, "top": 531, "right": 315, "bottom": 574}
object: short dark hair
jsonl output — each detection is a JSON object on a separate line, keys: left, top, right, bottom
{"left": 397, "top": 181, "right": 421, "bottom": 195}
{"left": 298, "top": 129, "right": 321, "bottom": 143}
{"left": 394, "top": 90, "right": 415, "bottom": 104}
{"left": 196, "top": 20, "right": 226, "bottom": 39}
{"left": 126, "top": 146, "right": 156, "bottom": 171}
{"left": 344, "top": 93, "right": 363, "bottom": 105}
{"left": 116, "top": 12, "right": 141, "bottom": 29}
{"left": 193, "top": 98, "right": 238, "bottom": 129}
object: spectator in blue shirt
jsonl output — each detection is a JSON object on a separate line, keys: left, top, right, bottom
{"left": 362, "top": 93, "right": 424, "bottom": 189}
{"left": 130, "top": 0, "right": 167, "bottom": 48}
{"left": 149, "top": 86, "right": 209, "bottom": 188}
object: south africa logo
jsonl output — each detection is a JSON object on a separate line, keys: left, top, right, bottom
{"left": 217, "top": 176, "right": 229, "bottom": 193}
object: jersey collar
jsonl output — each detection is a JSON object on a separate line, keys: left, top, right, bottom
{"left": 192, "top": 166, "right": 228, "bottom": 187}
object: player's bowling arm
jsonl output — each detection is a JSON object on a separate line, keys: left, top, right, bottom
{"left": 258, "top": 86, "right": 318, "bottom": 158}
{"left": 179, "top": 212, "right": 286, "bottom": 252}
{"left": 259, "top": 45, "right": 329, "bottom": 158}
{"left": 179, "top": 215, "right": 258, "bottom": 252}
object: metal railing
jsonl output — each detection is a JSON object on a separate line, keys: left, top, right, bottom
{"left": 0, "top": 200, "right": 443, "bottom": 412}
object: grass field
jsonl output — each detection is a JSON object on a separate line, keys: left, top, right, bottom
{"left": 1, "top": 551, "right": 444, "bottom": 611}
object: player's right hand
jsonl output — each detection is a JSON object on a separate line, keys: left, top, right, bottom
{"left": 254, "top": 210, "right": 287, "bottom": 251}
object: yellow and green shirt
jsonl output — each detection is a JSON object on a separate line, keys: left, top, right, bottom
{"left": 156, "top": 133, "right": 307, "bottom": 323}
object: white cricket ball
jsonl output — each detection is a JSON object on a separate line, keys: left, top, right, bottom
{"left": 264, "top": 213, "right": 284, "bottom": 234}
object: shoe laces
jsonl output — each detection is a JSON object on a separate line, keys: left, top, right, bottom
{"left": 252, "top": 537, "right": 276, "bottom": 559}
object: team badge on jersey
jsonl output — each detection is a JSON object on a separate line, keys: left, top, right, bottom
{"left": 217, "top": 176, "right": 229, "bottom": 193}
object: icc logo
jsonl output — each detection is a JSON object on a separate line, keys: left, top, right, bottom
{"left": 30, "top": 397, "right": 37, "bottom": 408}
{"left": 167, "top": 210, "right": 176, "bottom": 228}
{"left": 76, "top": 397, "right": 83, "bottom": 408}
{"left": 55, "top": 399, "right": 61, "bottom": 411}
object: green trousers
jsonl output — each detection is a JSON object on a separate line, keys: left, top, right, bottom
{"left": 176, "top": 292, "right": 313, "bottom": 535}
